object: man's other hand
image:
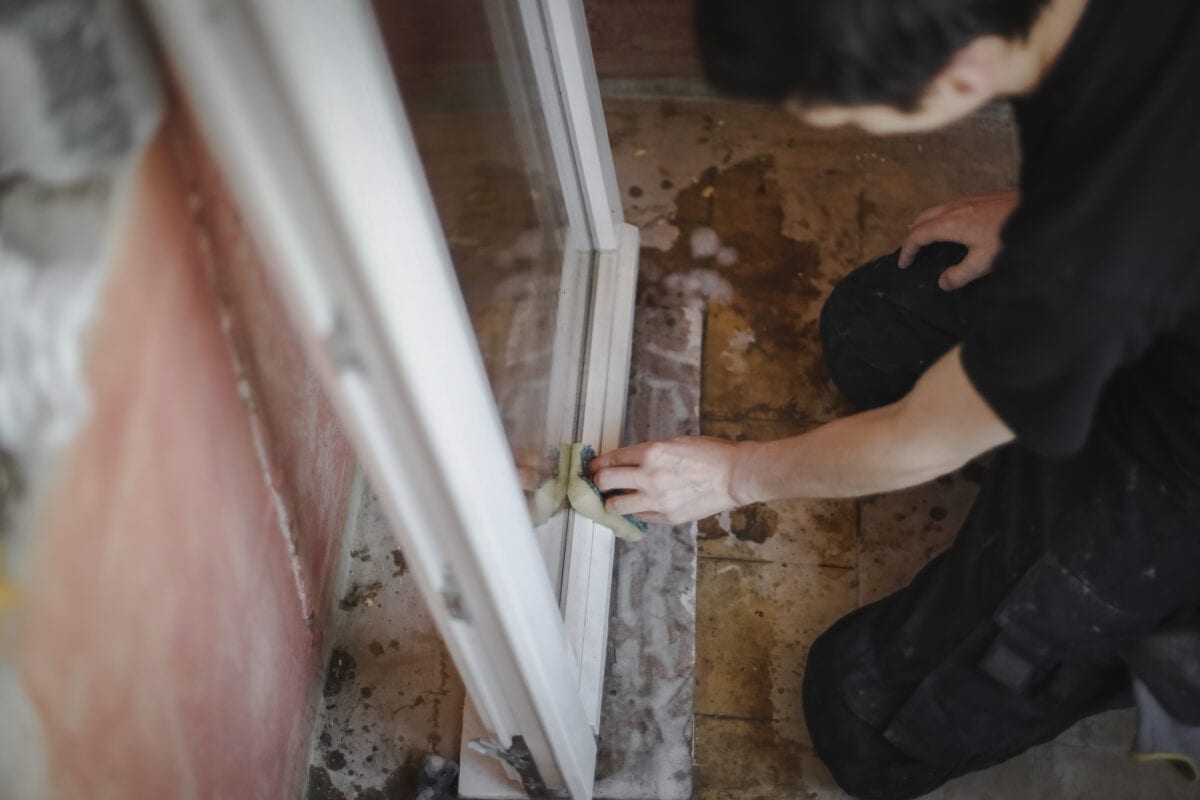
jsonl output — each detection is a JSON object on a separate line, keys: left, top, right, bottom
{"left": 898, "top": 190, "right": 1019, "bottom": 290}
{"left": 588, "top": 437, "right": 751, "bottom": 526}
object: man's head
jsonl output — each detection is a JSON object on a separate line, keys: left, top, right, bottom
{"left": 696, "top": 0, "right": 1054, "bottom": 134}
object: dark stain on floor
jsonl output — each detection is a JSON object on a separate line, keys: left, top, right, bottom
{"left": 697, "top": 503, "right": 781, "bottom": 544}
{"left": 634, "top": 155, "right": 849, "bottom": 428}
{"left": 390, "top": 549, "right": 407, "bottom": 577}
{"left": 640, "top": 156, "right": 826, "bottom": 309}
{"left": 730, "top": 504, "right": 780, "bottom": 544}
{"left": 308, "top": 767, "right": 347, "bottom": 800}
{"left": 323, "top": 648, "right": 357, "bottom": 698}
{"left": 340, "top": 582, "right": 383, "bottom": 612}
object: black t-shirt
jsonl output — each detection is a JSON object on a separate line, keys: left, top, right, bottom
{"left": 961, "top": 0, "right": 1200, "bottom": 490}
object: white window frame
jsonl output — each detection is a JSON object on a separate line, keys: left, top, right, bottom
{"left": 143, "top": 1, "right": 636, "bottom": 798}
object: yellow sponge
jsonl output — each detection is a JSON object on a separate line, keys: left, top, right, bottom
{"left": 567, "top": 444, "right": 647, "bottom": 542}
{"left": 531, "top": 446, "right": 573, "bottom": 527}
{"left": 529, "top": 443, "right": 647, "bottom": 542}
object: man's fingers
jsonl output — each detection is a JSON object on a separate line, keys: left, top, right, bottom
{"left": 606, "top": 492, "right": 652, "bottom": 517}
{"left": 938, "top": 255, "right": 988, "bottom": 291}
{"left": 594, "top": 467, "right": 644, "bottom": 493}
{"left": 589, "top": 442, "right": 652, "bottom": 473}
{"left": 899, "top": 215, "right": 971, "bottom": 268}
{"left": 898, "top": 223, "right": 943, "bottom": 268}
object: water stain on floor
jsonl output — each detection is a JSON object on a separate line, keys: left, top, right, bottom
{"left": 639, "top": 156, "right": 825, "bottom": 313}
{"left": 698, "top": 503, "right": 780, "bottom": 545}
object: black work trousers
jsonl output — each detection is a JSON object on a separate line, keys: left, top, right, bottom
{"left": 804, "top": 245, "right": 1200, "bottom": 800}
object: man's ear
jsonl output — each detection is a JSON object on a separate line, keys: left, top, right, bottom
{"left": 928, "top": 37, "right": 1006, "bottom": 105}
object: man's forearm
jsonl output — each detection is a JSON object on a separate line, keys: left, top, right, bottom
{"left": 733, "top": 405, "right": 961, "bottom": 503}
{"left": 731, "top": 348, "right": 1014, "bottom": 504}
{"left": 589, "top": 348, "right": 1014, "bottom": 523}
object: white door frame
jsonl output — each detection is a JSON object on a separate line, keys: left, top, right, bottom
{"left": 144, "top": 1, "right": 636, "bottom": 798}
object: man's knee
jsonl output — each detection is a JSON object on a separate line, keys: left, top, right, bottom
{"left": 820, "top": 244, "right": 967, "bottom": 410}
{"left": 819, "top": 257, "right": 912, "bottom": 410}
{"left": 803, "top": 615, "right": 948, "bottom": 800}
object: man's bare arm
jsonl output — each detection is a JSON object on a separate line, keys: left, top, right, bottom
{"left": 590, "top": 346, "right": 1013, "bottom": 525}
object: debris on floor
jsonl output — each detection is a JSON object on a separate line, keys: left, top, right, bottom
{"left": 305, "top": 485, "right": 464, "bottom": 800}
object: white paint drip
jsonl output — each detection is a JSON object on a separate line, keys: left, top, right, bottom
{"left": 188, "top": 202, "right": 314, "bottom": 626}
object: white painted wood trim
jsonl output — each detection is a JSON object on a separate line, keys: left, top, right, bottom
{"left": 461, "top": 0, "right": 639, "bottom": 789}
{"left": 519, "top": 0, "right": 625, "bottom": 251}
{"left": 530, "top": 246, "right": 593, "bottom": 595}
{"left": 562, "top": 224, "right": 641, "bottom": 731}
{"left": 509, "top": 0, "right": 592, "bottom": 255}
{"left": 143, "top": 2, "right": 597, "bottom": 798}
{"left": 459, "top": 225, "right": 640, "bottom": 799}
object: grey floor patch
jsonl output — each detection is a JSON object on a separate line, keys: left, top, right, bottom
{"left": 595, "top": 305, "right": 702, "bottom": 800}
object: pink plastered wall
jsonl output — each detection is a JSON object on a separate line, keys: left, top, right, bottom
{"left": 14, "top": 105, "right": 356, "bottom": 798}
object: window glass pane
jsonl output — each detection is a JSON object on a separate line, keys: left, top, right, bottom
{"left": 371, "top": 0, "right": 584, "bottom": 550}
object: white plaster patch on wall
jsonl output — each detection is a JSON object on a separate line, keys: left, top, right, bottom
{"left": 0, "top": 176, "right": 128, "bottom": 464}
{"left": 0, "top": 173, "right": 145, "bottom": 612}
{"left": 0, "top": 243, "right": 103, "bottom": 458}
{"left": 0, "top": 0, "right": 163, "bottom": 517}
{"left": 0, "top": 0, "right": 162, "bottom": 185}
{"left": 0, "top": 6, "right": 162, "bottom": 797}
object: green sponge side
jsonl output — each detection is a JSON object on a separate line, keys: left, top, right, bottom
{"left": 567, "top": 444, "right": 648, "bottom": 542}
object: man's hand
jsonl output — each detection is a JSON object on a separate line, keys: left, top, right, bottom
{"left": 588, "top": 437, "right": 749, "bottom": 526}
{"left": 899, "top": 190, "right": 1019, "bottom": 290}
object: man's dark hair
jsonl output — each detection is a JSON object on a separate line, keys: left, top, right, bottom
{"left": 695, "top": 0, "right": 1052, "bottom": 110}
